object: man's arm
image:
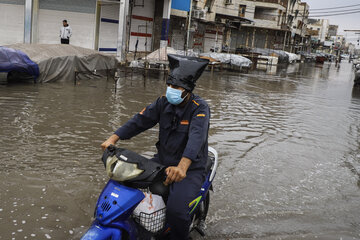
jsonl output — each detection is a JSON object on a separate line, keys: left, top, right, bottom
{"left": 68, "top": 27, "right": 72, "bottom": 38}
{"left": 101, "top": 97, "right": 162, "bottom": 150}
{"left": 182, "top": 103, "right": 210, "bottom": 162}
{"left": 101, "top": 134, "right": 119, "bottom": 150}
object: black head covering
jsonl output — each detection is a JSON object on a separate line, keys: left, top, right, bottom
{"left": 166, "top": 54, "right": 209, "bottom": 92}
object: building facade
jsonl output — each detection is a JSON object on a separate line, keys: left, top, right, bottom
{"left": 170, "top": 0, "right": 310, "bottom": 53}
{"left": 328, "top": 25, "right": 338, "bottom": 37}
{"left": 0, "top": 0, "right": 97, "bottom": 49}
{"left": 287, "top": 0, "right": 309, "bottom": 52}
{"left": 0, "top": 0, "right": 312, "bottom": 56}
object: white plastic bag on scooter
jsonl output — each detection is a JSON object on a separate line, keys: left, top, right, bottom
{"left": 133, "top": 192, "right": 166, "bottom": 233}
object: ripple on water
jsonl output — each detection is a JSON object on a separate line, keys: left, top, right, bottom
{"left": 1, "top": 64, "right": 360, "bottom": 239}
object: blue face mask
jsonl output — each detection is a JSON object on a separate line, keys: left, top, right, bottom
{"left": 166, "top": 86, "right": 186, "bottom": 105}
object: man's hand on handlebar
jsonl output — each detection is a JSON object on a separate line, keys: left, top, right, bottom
{"left": 101, "top": 134, "right": 120, "bottom": 151}
{"left": 164, "top": 157, "right": 192, "bottom": 185}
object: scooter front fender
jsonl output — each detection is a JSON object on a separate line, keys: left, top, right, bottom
{"left": 81, "top": 221, "right": 122, "bottom": 240}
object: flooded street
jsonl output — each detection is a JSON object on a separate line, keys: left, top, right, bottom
{"left": 0, "top": 62, "right": 360, "bottom": 240}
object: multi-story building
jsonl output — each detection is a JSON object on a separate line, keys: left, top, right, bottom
{"left": 287, "top": 0, "right": 309, "bottom": 52}
{"left": 170, "top": 0, "right": 310, "bottom": 53}
{"left": 334, "top": 35, "right": 345, "bottom": 50}
{"left": 227, "top": 0, "right": 289, "bottom": 51}
{"left": 307, "top": 18, "right": 329, "bottom": 43}
{"left": 328, "top": 25, "right": 338, "bottom": 37}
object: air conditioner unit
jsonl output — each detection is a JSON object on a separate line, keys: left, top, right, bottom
{"left": 199, "top": 10, "right": 205, "bottom": 19}
{"left": 192, "top": 10, "right": 206, "bottom": 19}
{"left": 225, "top": 0, "right": 232, "bottom": 5}
{"left": 193, "top": 10, "right": 200, "bottom": 19}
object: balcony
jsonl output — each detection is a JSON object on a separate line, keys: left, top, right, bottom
{"left": 281, "top": 23, "right": 290, "bottom": 30}
{"left": 253, "top": 0, "right": 288, "bottom": 8}
{"left": 254, "top": 7, "right": 278, "bottom": 21}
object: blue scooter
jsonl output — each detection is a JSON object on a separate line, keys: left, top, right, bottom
{"left": 81, "top": 145, "right": 218, "bottom": 240}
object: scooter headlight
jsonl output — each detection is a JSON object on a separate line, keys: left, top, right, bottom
{"left": 106, "top": 155, "right": 144, "bottom": 181}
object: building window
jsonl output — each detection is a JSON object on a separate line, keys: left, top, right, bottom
{"left": 278, "top": 10, "right": 282, "bottom": 25}
{"left": 239, "top": 5, "right": 246, "bottom": 17}
{"left": 254, "top": 7, "right": 277, "bottom": 21}
{"left": 205, "top": 0, "right": 215, "bottom": 11}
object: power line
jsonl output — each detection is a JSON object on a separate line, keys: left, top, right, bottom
{"left": 310, "top": 3, "right": 360, "bottom": 11}
{"left": 309, "top": 7, "right": 360, "bottom": 14}
{"left": 211, "top": 3, "right": 360, "bottom": 18}
{"left": 309, "top": 10, "right": 360, "bottom": 17}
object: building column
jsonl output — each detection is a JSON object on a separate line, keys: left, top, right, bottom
{"left": 160, "top": 0, "right": 172, "bottom": 48}
{"left": 283, "top": 31, "right": 287, "bottom": 51}
{"left": 24, "top": 0, "right": 33, "bottom": 43}
{"left": 31, "top": 0, "right": 39, "bottom": 43}
{"left": 264, "top": 30, "right": 268, "bottom": 49}
{"left": 251, "top": 28, "right": 256, "bottom": 48}
{"left": 117, "top": 0, "right": 129, "bottom": 62}
{"left": 94, "top": 1, "right": 101, "bottom": 50}
{"left": 24, "top": 0, "right": 39, "bottom": 43}
{"left": 245, "top": 30, "right": 250, "bottom": 47}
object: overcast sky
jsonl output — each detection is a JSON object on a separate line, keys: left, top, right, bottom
{"left": 305, "top": 0, "right": 360, "bottom": 44}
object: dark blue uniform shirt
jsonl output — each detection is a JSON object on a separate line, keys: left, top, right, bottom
{"left": 114, "top": 94, "right": 210, "bottom": 170}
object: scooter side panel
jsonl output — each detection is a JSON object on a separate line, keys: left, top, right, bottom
{"left": 189, "top": 172, "right": 212, "bottom": 214}
{"left": 95, "top": 179, "right": 145, "bottom": 225}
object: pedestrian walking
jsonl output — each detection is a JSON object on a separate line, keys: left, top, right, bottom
{"left": 60, "top": 20, "right": 72, "bottom": 44}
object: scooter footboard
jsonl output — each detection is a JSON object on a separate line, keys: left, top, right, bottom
{"left": 81, "top": 222, "right": 122, "bottom": 240}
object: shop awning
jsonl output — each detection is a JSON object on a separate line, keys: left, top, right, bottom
{"left": 215, "top": 13, "right": 254, "bottom": 24}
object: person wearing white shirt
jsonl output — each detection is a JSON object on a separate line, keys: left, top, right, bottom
{"left": 60, "top": 20, "right": 72, "bottom": 44}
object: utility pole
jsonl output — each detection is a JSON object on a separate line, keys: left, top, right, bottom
{"left": 159, "top": 0, "right": 172, "bottom": 59}
{"left": 282, "top": 0, "right": 290, "bottom": 51}
{"left": 185, "top": 0, "right": 193, "bottom": 54}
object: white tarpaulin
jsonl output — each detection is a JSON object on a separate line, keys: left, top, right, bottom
{"left": 143, "top": 47, "right": 199, "bottom": 61}
{"left": 200, "top": 52, "right": 252, "bottom": 68}
{"left": 284, "top": 52, "right": 301, "bottom": 63}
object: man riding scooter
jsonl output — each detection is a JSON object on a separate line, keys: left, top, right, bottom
{"left": 101, "top": 54, "right": 209, "bottom": 240}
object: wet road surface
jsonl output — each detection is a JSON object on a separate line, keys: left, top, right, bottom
{"left": 0, "top": 62, "right": 359, "bottom": 240}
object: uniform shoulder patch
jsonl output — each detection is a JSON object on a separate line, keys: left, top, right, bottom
{"left": 197, "top": 114, "right": 205, "bottom": 117}
{"left": 192, "top": 100, "right": 200, "bottom": 106}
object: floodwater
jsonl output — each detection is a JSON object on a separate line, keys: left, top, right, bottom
{"left": 0, "top": 62, "right": 359, "bottom": 240}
